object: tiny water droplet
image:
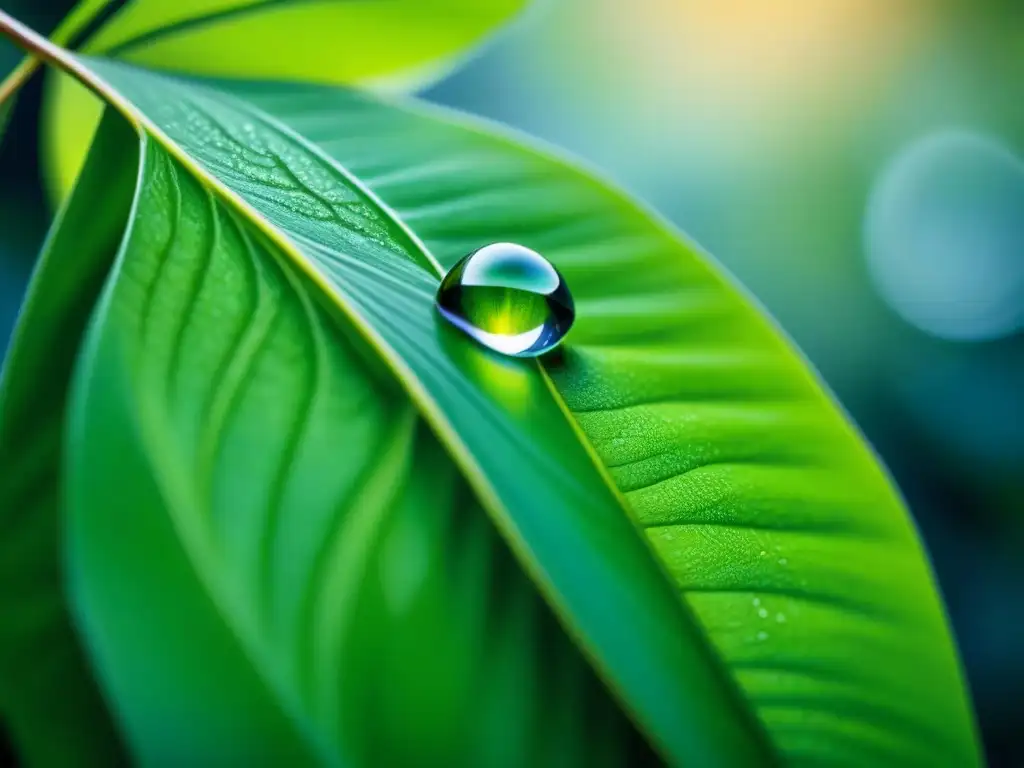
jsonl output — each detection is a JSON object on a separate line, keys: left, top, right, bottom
{"left": 778, "top": 557, "right": 789, "bottom": 566}
{"left": 756, "top": 631, "right": 769, "bottom": 641}
{"left": 758, "top": 607, "right": 769, "bottom": 619}
{"left": 752, "top": 597, "right": 761, "bottom": 607}
{"left": 775, "top": 612, "right": 787, "bottom": 623}
{"left": 436, "top": 243, "right": 575, "bottom": 357}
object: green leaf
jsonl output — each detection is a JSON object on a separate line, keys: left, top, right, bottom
{"left": 67, "top": 130, "right": 652, "bottom": 766}
{"left": 0, "top": 14, "right": 981, "bottom": 767}
{"left": 0, "top": 109, "right": 133, "bottom": 766}
{"left": 79, "top": 0, "right": 525, "bottom": 84}
{"left": 72, "top": 54, "right": 774, "bottom": 764}
{"left": 43, "top": 0, "right": 527, "bottom": 196}
{"left": 263, "top": 86, "right": 985, "bottom": 764}
{"left": 198, "top": 78, "right": 984, "bottom": 765}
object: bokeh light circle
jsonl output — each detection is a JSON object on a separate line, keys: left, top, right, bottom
{"left": 865, "top": 130, "right": 1024, "bottom": 341}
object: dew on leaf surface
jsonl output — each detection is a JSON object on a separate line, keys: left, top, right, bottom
{"left": 436, "top": 242, "right": 575, "bottom": 357}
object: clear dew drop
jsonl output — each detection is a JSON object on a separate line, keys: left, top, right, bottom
{"left": 435, "top": 242, "right": 575, "bottom": 357}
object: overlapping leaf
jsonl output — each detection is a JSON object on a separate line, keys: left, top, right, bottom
{"left": 42, "top": 0, "right": 527, "bottom": 195}
{"left": 73, "top": 0, "right": 524, "bottom": 83}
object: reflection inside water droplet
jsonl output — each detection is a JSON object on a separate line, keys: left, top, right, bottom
{"left": 435, "top": 242, "right": 575, "bottom": 357}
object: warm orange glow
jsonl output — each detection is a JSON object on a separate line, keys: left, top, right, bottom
{"left": 581, "top": 0, "right": 937, "bottom": 148}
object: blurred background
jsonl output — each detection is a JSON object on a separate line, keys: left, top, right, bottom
{"left": 2, "top": 0, "right": 1021, "bottom": 764}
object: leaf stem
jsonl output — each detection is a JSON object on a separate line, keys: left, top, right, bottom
{"left": 0, "top": 9, "right": 109, "bottom": 108}
{"left": 0, "top": 0, "right": 120, "bottom": 108}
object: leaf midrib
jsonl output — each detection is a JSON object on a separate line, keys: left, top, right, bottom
{"left": 0, "top": 12, "right": 775, "bottom": 763}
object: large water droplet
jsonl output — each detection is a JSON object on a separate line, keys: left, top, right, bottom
{"left": 435, "top": 243, "right": 575, "bottom": 357}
